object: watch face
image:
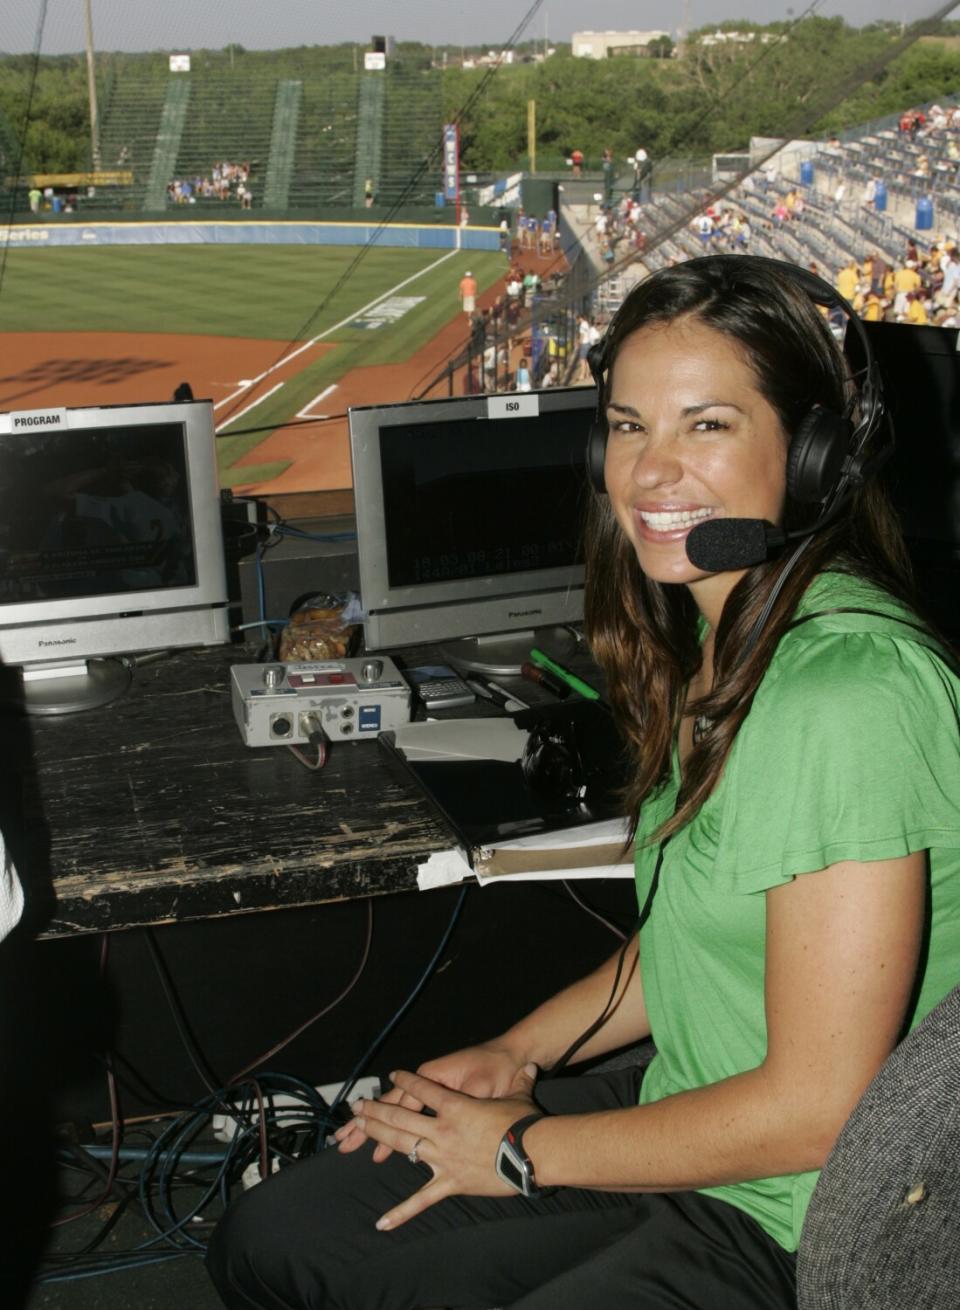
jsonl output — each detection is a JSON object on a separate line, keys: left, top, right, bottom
{"left": 496, "top": 1143, "right": 526, "bottom": 1192}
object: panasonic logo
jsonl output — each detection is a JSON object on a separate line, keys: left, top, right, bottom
{"left": 38, "top": 638, "right": 78, "bottom": 647}
{"left": 507, "top": 608, "right": 543, "bottom": 619}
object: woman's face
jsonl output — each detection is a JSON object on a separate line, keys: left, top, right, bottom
{"left": 603, "top": 315, "right": 789, "bottom": 616}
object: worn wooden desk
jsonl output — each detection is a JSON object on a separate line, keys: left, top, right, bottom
{"left": 14, "top": 644, "right": 455, "bottom": 938}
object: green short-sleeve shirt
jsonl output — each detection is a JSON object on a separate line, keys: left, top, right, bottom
{"left": 634, "top": 572, "right": 960, "bottom": 1251}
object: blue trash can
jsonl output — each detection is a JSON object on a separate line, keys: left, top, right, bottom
{"left": 874, "top": 181, "right": 887, "bottom": 213}
{"left": 51, "top": 195, "right": 62, "bottom": 213}
{"left": 799, "top": 160, "right": 814, "bottom": 186}
{"left": 916, "top": 195, "right": 934, "bottom": 230}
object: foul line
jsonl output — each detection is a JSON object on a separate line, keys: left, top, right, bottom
{"left": 214, "top": 246, "right": 461, "bottom": 431}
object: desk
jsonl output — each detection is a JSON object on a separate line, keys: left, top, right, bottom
{"left": 18, "top": 645, "right": 456, "bottom": 938}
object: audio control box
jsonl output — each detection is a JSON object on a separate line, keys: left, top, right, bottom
{"left": 230, "top": 657, "right": 411, "bottom": 748}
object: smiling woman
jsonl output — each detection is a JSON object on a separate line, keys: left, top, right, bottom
{"left": 204, "top": 257, "right": 960, "bottom": 1310}
{"left": 602, "top": 316, "right": 789, "bottom": 602}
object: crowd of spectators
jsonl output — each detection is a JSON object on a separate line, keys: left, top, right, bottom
{"left": 832, "top": 239, "right": 960, "bottom": 328}
{"left": 593, "top": 194, "right": 649, "bottom": 263}
{"left": 167, "top": 160, "right": 253, "bottom": 207}
{"left": 462, "top": 259, "right": 592, "bottom": 395}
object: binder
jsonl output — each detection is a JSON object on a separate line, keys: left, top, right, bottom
{"left": 380, "top": 699, "right": 633, "bottom": 877}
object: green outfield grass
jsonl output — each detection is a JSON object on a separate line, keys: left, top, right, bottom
{"left": 0, "top": 243, "right": 501, "bottom": 340}
{"left": 0, "top": 241, "right": 505, "bottom": 486}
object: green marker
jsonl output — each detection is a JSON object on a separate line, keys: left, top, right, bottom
{"left": 529, "top": 648, "right": 601, "bottom": 701}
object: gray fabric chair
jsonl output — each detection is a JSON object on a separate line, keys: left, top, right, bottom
{"left": 797, "top": 982, "right": 960, "bottom": 1309}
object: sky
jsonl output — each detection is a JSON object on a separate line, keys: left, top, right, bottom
{"left": 3, "top": 0, "right": 957, "bottom": 56}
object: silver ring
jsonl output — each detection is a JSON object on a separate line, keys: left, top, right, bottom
{"left": 407, "top": 1136, "right": 424, "bottom": 1165}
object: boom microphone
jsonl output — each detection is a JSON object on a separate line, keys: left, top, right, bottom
{"left": 685, "top": 518, "right": 787, "bottom": 571}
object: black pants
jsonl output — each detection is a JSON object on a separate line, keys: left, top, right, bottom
{"left": 205, "top": 1069, "right": 797, "bottom": 1310}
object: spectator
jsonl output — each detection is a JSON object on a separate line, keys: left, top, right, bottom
{"left": 937, "top": 251, "right": 960, "bottom": 307}
{"left": 576, "top": 313, "right": 593, "bottom": 382}
{"left": 570, "top": 148, "right": 584, "bottom": 178}
{"left": 514, "top": 356, "right": 531, "bottom": 392}
{"left": 893, "top": 261, "right": 922, "bottom": 319}
{"left": 28, "top": 186, "right": 41, "bottom": 214}
{"left": 906, "top": 291, "right": 929, "bottom": 326}
{"left": 458, "top": 270, "right": 478, "bottom": 317}
{"left": 836, "top": 257, "right": 859, "bottom": 302}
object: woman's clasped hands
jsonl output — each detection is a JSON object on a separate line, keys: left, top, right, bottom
{"left": 333, "top": 1042, "right": 542, "bottom": 1231}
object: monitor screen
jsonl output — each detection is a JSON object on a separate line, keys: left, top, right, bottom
{"left": 0, "top": 401, "right": 230, "bottom": 713}
{"left": 350, "top": 388, "right": 595, "bottom": 671}
{"left": 1, "top": 421, "right": 197, "bottom": 603}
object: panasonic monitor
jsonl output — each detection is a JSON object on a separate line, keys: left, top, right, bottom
{"left": 844, "top": 321, "right": 960, "bottom": 640}
{"left": 0, "top": 400, "right": 230, "bottom": 714}
{"left": 349, "top": 386, "right": 595, "bottom": 675}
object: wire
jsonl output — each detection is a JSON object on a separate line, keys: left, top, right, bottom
{"left": 52, "top": 934, "right": 124, "bottom": 1229}
{"left": 228, "top": 897, "right": 374, "bottom": 1082}
{"left": 142, "top": 929, "right": 232, "bottom": 1113}
{"left": 560, "top": 881, "right": 627, "bottom": 941}
{"left": 287, "top": 736, "right": 328, "bottom": 770}
{"left": 329, "top": 885, "right": 469, "bottom": 1115}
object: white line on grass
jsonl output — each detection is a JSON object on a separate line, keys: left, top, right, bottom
{"left": 296, "top": 382, "right": 337, "bottom": 420}
{"left": 214, "top": 247, "right": 461, "bottom": 429}
{"left": 217, "top": 381, "right": 284, "bottom": 428}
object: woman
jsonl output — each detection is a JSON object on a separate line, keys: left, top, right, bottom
{"left": 207, "top": 257, "right": 960, "bottom": 1310}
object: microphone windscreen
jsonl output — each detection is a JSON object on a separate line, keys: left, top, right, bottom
{"left": 685, "top": 518, "right": 772, "bottom": 571}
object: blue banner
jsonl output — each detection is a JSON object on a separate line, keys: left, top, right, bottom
{"left": 4, "top": 220, "right": 499, "bottom": 252}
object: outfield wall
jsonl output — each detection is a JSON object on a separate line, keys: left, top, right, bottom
{"left": 3, "top": 220, "right": 502, "bottom": 251}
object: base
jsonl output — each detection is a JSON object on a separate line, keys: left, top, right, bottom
{"left": 20, "top": 657, "right": 133, "bottom": 717}
{"left": 439, "top": 626, "right": 581, "bottom": 678}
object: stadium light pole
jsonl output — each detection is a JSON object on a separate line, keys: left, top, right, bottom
{"left": 84, "top": 0, "right": 102, "bottom": 172}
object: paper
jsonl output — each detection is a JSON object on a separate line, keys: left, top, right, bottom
{"left": 416, "top": 848, "right": 473, "bottom": 890}
{"left": 391, "top": 717, "right": 527, "bottom": 763}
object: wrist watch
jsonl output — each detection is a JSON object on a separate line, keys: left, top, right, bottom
{"left": 495, "top": 1112, "right": 556, "bottom": 1198}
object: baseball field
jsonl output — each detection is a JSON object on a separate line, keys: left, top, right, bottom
{"left": 0, "top": 240, "right": 507, "bottom": 494}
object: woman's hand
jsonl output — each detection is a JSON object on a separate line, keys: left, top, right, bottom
{"left": 334, "top": 1039, "right": 528, "bottom": 1160}
{"left": 349, "top": 1063, "right": 541, "bottom": 1231}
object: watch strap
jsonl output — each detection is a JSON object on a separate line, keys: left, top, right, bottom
{"left": 497, "top": 1111, "right": 554, "bottom": 1197}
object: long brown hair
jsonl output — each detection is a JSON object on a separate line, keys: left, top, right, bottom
{"left": 584, "top": 256, "right": 914, "bottom": 840}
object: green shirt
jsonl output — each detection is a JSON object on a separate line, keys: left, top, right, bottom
{"left": 634, "top": 572, "right": 960, "bottom": 1251}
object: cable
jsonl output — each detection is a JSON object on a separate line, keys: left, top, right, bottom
{"left": 329, "top": 885, "right": 469, "bottom": 1116}
{"left": 287, "top": 732, "right": 328, "bottom": 770}
{"left": 229, "top": 897, "right": 374, "bottom": 1081}
{"left": 560, "top": 881, "right": 627, "bottom": 941}
{"left": 142, "top": 929, "right": 232, "bottom": 1113}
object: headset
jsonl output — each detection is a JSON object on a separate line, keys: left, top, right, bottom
{"left": 585, "top": 256, "right": 891, "bottom": 537}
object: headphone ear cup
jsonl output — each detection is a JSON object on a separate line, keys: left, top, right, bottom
{"left": 786, "top": 404, "right": 853, "bottom": 504}
{"left": 586, "top": 419, "right": 608, "bottom": 493}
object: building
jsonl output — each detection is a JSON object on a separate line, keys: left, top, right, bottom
{"left": 571, "top": 30, "right": 670, "bottom": 59}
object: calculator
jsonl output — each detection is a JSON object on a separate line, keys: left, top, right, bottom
{"left": 406, "top": 665, "right": 477, "bottom": 710}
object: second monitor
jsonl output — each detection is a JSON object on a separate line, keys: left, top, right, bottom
{"left": 349, "top": 387, "right": 596, "bottom": 674}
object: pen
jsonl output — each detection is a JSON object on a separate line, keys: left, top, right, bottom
{"left": 521, "top": 660, "right": 571, "bottom": 699}
{"left": 463, "top": 676, "right": 530, "bottom": 712}
{"left": 528, "top": 648, "right": 602, "bottom": 701}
